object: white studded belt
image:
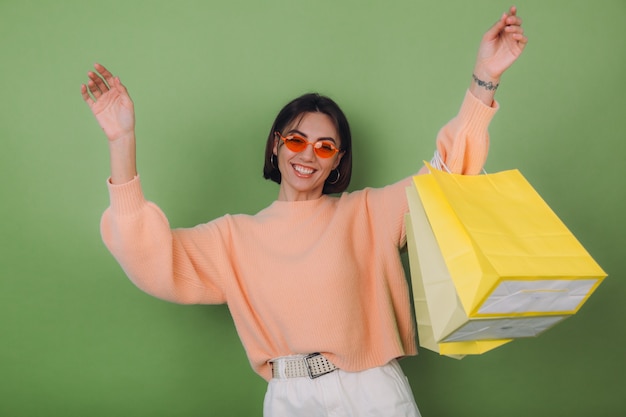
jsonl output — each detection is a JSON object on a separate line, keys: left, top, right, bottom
{"left": 270, "top": 353, "right": 338, "bottom": 379}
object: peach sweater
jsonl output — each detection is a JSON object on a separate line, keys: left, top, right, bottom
{"left": 101, "top": 91, "right": 497, "bottom": 381}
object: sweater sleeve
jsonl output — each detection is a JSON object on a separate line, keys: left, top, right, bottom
{"left": 100, "top": 176, "right": 227, "bottom": 304}
{"left": 369, "top": 89, "right": 498, "bottom": 247}
{"left": 435, "top": 89, "right": 498, "bottom": 175}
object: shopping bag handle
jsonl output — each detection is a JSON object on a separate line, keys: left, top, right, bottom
{"left": 429, "top": 151, "right": 488, "bottom": 175}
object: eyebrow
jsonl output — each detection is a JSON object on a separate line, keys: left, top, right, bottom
{"left": 286, "top": 129, "right": 338, "bottom": 144}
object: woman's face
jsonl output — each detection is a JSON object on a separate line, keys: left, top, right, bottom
{"left": 273, "top": 112, "right": 344, "bottom": 201}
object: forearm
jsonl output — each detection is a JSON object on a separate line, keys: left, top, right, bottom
{"left": 434, "top": 90, "right": 498, "bottom": 174}
{"left": 108, "top": 133, "right": 137, "bottom": 184}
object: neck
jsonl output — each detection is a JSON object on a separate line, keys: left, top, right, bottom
{"left": 277, "top": 186, "right": 324, "bottom": 202}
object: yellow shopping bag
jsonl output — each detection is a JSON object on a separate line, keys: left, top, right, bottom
{"left": 406, "top": 212, "right": 513, "bottom": 358}
{"left": 404, "top": 164, "right": 606, "bottom": 356}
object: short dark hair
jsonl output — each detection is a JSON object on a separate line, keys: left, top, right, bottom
{"left": 262, "top": 93, "right": 352, "bottom": 194}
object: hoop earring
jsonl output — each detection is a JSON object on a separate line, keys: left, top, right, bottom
{"left": 271, "top": 154, "right": 278, "bottom": 169}
{"left": 326, "top": 169, "right": 340, "bottom": 185}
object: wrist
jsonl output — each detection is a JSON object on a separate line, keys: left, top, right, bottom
{"left": 472, "top": 60, "right": 503, "bottom": 82}
{"left": 469, "top": 72, "right": 499, "bottom": 107}
{"left": 108, "top": 131, "right": 135, "bottom": 143}
{"left": 471, "top": 64, "right": 501, "bottom": 89}
{"left": 472, "top": 74, "right": 499, "bottom": 91}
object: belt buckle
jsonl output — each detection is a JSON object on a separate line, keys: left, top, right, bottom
{"left": 304, "top": 353, "right": 334, "bottom": 379}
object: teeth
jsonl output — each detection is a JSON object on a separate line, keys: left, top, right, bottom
{"left": 294, "top": 165, "right": 314, "bottom": 175}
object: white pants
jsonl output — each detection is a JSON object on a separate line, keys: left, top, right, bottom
{"left": 263, "top": 359, "right": 421, "bottom": 417}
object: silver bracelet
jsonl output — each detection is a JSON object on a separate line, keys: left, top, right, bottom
{"left": 472, "top": 74, "right": 499, "bottom": 91}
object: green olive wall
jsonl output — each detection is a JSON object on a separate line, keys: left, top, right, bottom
{"left": 1, "top": 0, "right": 624, "bottom": 415}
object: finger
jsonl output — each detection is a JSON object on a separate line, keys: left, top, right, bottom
{"left": 483, "top": 13, "right": 508, "bottom": 40}
{"left": 505, "top": 25, "right": 525, "bottom": 35}
{"left": 505, "top": 15, "right": 523, "bottom": 27}
{"left": 505, "top": 32, "right": 529, "bottom": 55}
{"left": 94, "top": 63, "right": 115, "bottom": 85}
{"left": 81, "top": 84, "right": 95, "bottom": 106}
{"left": 88, "top": 70, "right": 109, "bottom": 93}
{"left": 513, "top": 33, "right": 529, "bottom": 47}
{"left": 87, "top": 79, "right": 104, "bottom": 99}
{"left": 111, "top": 76, "right": 129, "bottom": 95}
{"left": 109, "top": 75, "right": 121, "bottom": 90}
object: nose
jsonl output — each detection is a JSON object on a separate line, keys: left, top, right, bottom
{"left": 299, "top": 142, "right": 317, "bottom": 160}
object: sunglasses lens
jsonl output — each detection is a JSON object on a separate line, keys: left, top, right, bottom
{"left": 314, "top": 141, "right": 337, "bottom": 158}
{"left": 284, "top": 137, "right": 307, "bottom": 152}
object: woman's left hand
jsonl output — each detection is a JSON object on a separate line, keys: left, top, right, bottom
{"left": 474, "top": 6, "right": 528, "bottom": 81}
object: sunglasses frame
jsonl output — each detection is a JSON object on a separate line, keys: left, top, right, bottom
{"left": 275, "top": 131, "right": 340, "bottom": 158}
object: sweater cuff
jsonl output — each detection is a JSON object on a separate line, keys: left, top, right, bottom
{"left": 458, "top": 89, "right": 499, "bottom": 138}
{"left": 106, "top": 175, "right": 147, "bottom": 216}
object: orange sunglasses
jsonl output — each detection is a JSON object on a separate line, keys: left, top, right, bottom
{"left": 276, "top": 132, "right": 340, "bottom": 158}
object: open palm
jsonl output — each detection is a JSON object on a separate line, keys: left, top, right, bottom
{"left": 81, "top": 64, "right": 135, "bottom": 142}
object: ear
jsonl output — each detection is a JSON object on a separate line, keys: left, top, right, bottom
{"left": 332, "top": 150, "right": 345, "bottom": 170}
{"left": 272, "top": 134, "right": 279, "bottom": 156}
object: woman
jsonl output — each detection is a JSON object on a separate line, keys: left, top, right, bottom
{"left": 81, "top": 7, "right": 526, "bottom": 416}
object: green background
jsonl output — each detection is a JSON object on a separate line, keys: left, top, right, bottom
{"left": 1, "top": 0, "right": 624, "bottom": 416}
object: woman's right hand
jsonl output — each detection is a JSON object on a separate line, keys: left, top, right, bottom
{"left": 81, "top": 63, "right": 135, "bottom": 142}
{"left": 82, "top": 64, "right": 138, "bottom": 184}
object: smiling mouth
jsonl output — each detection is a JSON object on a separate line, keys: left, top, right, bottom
{"left": 292, "top": 164, "right": 316, "bottom": 176}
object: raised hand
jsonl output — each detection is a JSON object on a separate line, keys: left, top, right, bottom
{"left": 474, "top": 6, "right": 528, "bottom": 81}
{"left": 81, "top": 64, "right": 135, "bottom": 142}
{"left": 81, "top": 64, "right": 137, "bottom": 184}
